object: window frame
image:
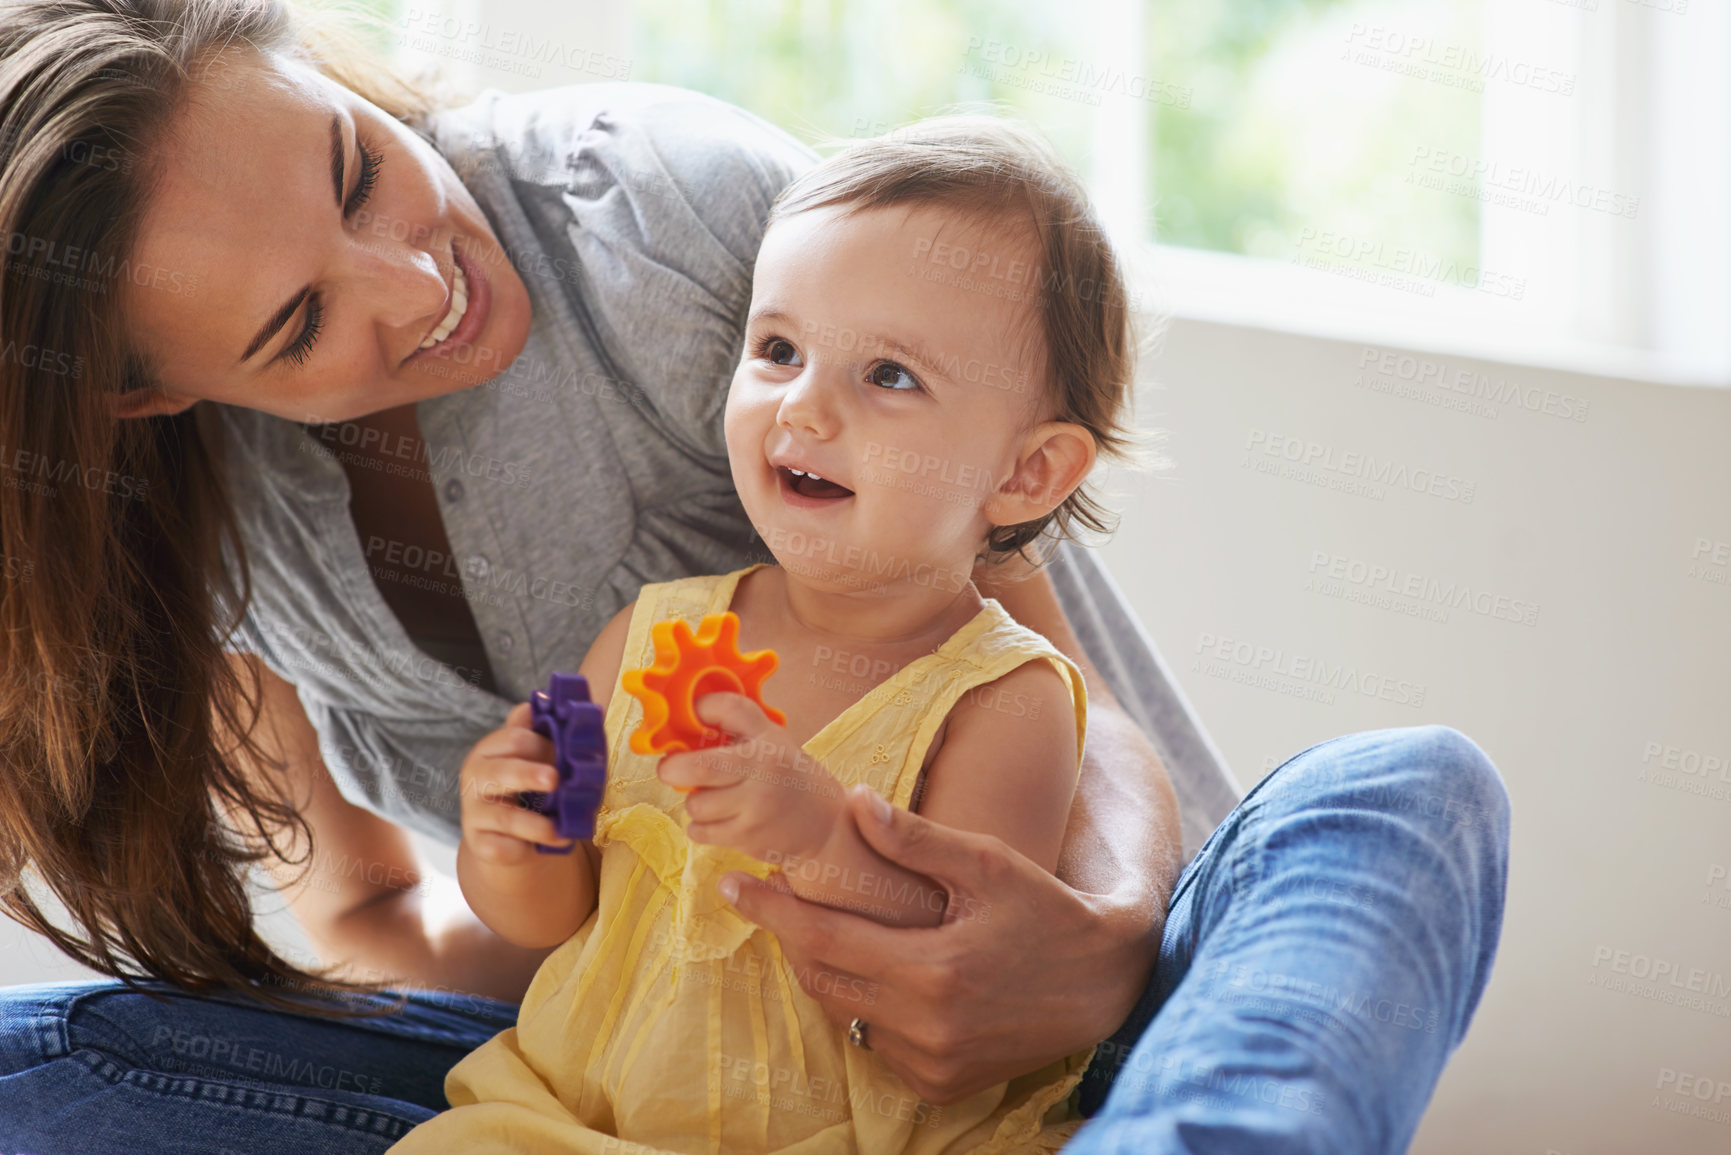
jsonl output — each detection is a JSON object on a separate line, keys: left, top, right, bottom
{"left": 1110, "top": 0, "right": 1731, "bottom": 389}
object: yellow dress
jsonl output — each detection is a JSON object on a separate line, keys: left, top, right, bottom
{"left": 389, "top": 563, "right": 1093, "bottom": 1155}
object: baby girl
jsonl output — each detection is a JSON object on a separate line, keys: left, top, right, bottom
{"left": 389, "top": 114, "right": 1141, "bottom": 1155}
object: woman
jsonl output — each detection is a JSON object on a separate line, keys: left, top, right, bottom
{"left": 0, "top": 1, "right": 1510, "bottom": 1152}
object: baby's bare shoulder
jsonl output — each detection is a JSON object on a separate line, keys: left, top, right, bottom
{"left": 940, "top": 658, "right": 1077, "bottom": 762}
{"left": 578, "top": 601, "right": 637, "bottom": 711}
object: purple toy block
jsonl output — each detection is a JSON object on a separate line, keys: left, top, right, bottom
{"left": 522, "top": 671, "right": 607, "bottom": 854}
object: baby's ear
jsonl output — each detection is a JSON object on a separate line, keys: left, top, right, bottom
{"left": 983, "top": 421, "right": 1097, "bottom": 528}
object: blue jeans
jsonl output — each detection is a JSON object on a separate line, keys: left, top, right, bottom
{"left": 0, "top": 725, "right": 1508, "bottom": 1154}
{"left": 1070, "top": 724, "right": 1510, "bottom": 1152}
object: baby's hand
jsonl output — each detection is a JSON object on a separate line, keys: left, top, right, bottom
{"left": 460, "top": 701, "right": 575, "bottom": 864}
{"left": 657, "top": 693, "right": 846, "bottom": 866}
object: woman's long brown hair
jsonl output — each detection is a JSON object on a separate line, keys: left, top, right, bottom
{"left": 0, "top": 0, "right": 446, "bottom": 1006}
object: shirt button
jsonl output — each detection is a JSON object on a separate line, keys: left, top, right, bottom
{"left": 443, "top": 478, "right": 465, "bottom": 503}
{"left": 495, "top": 631, "right": 515, "bottom": 654}
{"left": 466, "top": 555, "right": 490, "bottom": 581}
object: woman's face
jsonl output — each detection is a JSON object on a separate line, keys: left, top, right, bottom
{"left": 115, "top": 47, "right": 532, "bottom": 424}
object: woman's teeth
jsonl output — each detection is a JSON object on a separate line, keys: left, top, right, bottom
{"left": 419, "top": 262, "right": 470, "bottom": 349}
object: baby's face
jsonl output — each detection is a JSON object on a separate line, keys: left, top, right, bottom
{"left": 725, "top": 202, "right": 1048, "bottom": 596}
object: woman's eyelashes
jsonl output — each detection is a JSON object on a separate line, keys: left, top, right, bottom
{"left": 753, "top": 334, "right": 924, "bottom": 394}
{"left": 275, "top": 139, "right": 384, "bottom": 370}
{"left": 346, "top": 138, "right": 382, "bottom": 217}
{"left": 280, "top": 295, "right": 323, "bottom": 368}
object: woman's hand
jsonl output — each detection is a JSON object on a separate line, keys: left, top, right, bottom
{"left": 718, "top": 784, "right": 1158, "bottom": 1105}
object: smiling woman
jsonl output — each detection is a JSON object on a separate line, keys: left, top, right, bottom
{"left": 0, "top": 0, "right": 466, "bottom": 1006}
{"left": 113, "top": 37, "right": 532, "bottom": 421}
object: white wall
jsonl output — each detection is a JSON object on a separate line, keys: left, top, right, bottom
{"left": 1097, "top": 315, "right": 1731, "bottom": 1155}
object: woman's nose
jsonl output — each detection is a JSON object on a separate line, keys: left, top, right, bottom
{"left": 345, "top": 228, "right": 450, "bottom": 332}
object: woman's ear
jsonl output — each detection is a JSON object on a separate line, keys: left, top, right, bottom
{"left": 983, "top": 421, "right": 1097, "bottom": 528}
{"left": 106, "top": 387, "right": 200, "bottom": 420}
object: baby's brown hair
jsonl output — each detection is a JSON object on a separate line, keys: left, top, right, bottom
{"left": 768, "top": 115, "right": 1148, "bottom": 566}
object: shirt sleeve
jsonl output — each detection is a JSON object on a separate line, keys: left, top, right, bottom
{"left": 213, "top": 535, "right": 292, "bottom": 679}
{"left": 527, "top": 83, "right": 818, "bottom": 464}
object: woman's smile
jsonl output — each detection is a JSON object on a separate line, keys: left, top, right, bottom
{"left": 116, "top": 46, "right": 533, "bottom": 423}
{"left": 405, "top": 238, "right": 493, "bottom": 364}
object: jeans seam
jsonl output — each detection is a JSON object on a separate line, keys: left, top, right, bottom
{"left": 66, "top": 1047, "right": 424, "bottom": 1137}
{"left": 32, "top": 993, "right": 73, "bottom": 1064}
{"left": 77, "top": 983, "right": 512, "bottom": 1051}
{"left": 1229, "top": 794, "right": 1267, "bottom": 918}
{"left": 1170, "top": 736, "right": 1321, "bottom": 912}
{"left": 1237, "top": 731, "right": 1368, "bottom": 812}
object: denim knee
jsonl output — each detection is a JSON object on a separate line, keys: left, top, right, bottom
{"left": 1399, "top": 724, "right": 1510, "bottom": 828}
{"left": 1275, "top": 723, "right": 1511, "bottom": 852}
{"left": 1274, "top": 723, "right": 1511, "bottom": 1012}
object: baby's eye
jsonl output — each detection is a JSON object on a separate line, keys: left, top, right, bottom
{"left": 759, "top": 337, "right": 803, "bottom": 367}
{"left": 868, "top": 361, "right": 920, "bottom": 392}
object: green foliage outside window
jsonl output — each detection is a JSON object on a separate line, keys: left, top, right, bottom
{"left": 379, "top": 0, "right": 1483, "bottom": 272}
{"left": 1147, "top": 0, "right": 1480, "bottom": 267}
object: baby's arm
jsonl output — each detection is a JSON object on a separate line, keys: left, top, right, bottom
{"left": 765, "top": 659, "right": 1080, "bottom": 925}
{"left": 455, "top": 603, "right": 634, "bottom": 949}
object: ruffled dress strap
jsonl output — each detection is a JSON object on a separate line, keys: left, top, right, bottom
{"left": 592, "top": 564, "right": 778, "bottom": 969}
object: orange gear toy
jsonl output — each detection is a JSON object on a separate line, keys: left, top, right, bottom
{"left": 620, "top": 612, "right": 786, "bottom": 776}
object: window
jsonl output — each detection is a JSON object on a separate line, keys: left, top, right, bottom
{"left": 391, "top": 0, "right": 1731, "bottom": 385}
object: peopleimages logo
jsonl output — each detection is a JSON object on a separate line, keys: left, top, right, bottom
{"left": 1292, "top": 228, "right": 1526, "bottom": 299}
{"left": 1355, "top": 346, "right": 1590, "bottom": 423}
{"left": 1588, "top": 945, "right": 1731, "bottom": 1018}
{"left": 1406, "top": 146, "right": 1640, "bottom": 220}
{"left": 308, "top": 420, "right": 536, "bottom": 489}
{"left": 398, "top": 7, "right": 633, "bottom": 80}
{"left": 1241, "top": 428, "right": 1477, "bottom": 504}
{"left": 1637, "top": 738, "right": 1731, "bottom": 805}
{"left": 1689, "top": 536, "right": 1729, "bottom": 588}
{"left": 1652, "top": 1067, "right": 1731, "bottom": 1127}
{"left": 1306, "top": 549, "right": 1540, "bottom": 627}
{"left": 0, "top": 442, "right": 150, "bottom": 500}
{"left": 1341, "top": 23, "right": 1576, "bottom": 96}
{"left": 1192, "top": 630, "right": 1427, "bottom": 708}
{"left": 2, "top": 229, "right": 199, "bottom": 296}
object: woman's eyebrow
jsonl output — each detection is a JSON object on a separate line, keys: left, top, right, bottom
{"left": 238, "top": 286, "right": 310, "bottom": 366}
{"left": 236, "top": 116, "right": 345, "bottom": 366}
{"left": 327, "top": 113, "right": 344, "bottom": 207}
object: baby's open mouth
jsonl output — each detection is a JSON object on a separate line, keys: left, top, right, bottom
{"left": 779, "top": 466, "right": 855, "bottom": 500}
